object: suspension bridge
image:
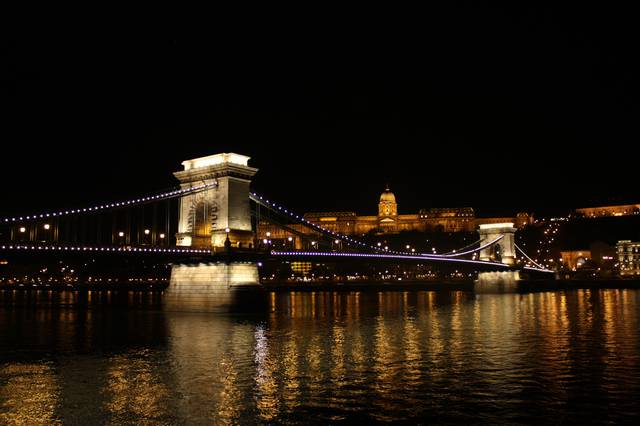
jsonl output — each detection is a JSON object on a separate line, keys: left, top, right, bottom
{"left": 0, "top": 152, "right": 552, "bottom": 304}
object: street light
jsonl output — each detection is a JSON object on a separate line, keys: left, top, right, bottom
{"left": 118, "top": 231, "right": 125, "bottom": 237}
{"left": 19, "top": 227, "right": 26, "bottom": 233}
{"left": 159, "top": 233, "right": 166, "bottom": 239}
{"left": 144, "top": 229, "right": 150, "bottom": 235}
{"left": 43, "top": 224, "right": 51, "bottom": 230}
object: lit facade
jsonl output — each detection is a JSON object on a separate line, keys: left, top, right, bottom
{"left": 576, "top": 204, "right": 640, "bottom": 218}
{"left": 560, "top": 250, "right": 592, "bottom": 270}
{"left": 258, "top": 186, "right": 533, "bottom": 243}
{"left": 617, "top": 240, "right": 640, "bottom": 276}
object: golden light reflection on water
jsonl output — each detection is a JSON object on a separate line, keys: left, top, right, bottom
{"left": 282, "top": 324, "right": 300, "bottom": 411}
{"left": 1, "top": 289, "right": 640, "bottom": 423}
{"left": 104, "top": 352, "right": 171, "bottom": 424}
{"left": 329, "top": 323, "right": 346, "bottom": 389}
{"left": 0, "top": 363, "right": 60, "bottom": 425}
{"left": 163, "top": 314, "right": 255, "bottom": 424}
{"left": 401, "top": 308, "right": 421, "bottom": 386}
{"left": 254, "top": 325, "right": 280, "bottom": 422}
{"left": 600, "top": 290, "right": 640, "bottom": 394}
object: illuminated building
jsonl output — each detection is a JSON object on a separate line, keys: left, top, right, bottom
{"left": 291, "top": 262, "right": 312, "bottom": 276}
{"left": 617, "top": 240, "right": 640, "bottom": 276}
{"left": 560, "top": 250, "right": 592, "bottom": 270}
{"left": 259, "top": 186, "right": 533, "bottom": 242}
{"left": 576, "top": 204, "right": 640, "bottom": 218}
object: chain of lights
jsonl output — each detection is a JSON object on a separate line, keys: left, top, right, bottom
{"left": 252, "top": 192, "right": 512, "bottom": 258}
{"left": 437, "top": 236, "right": 504, "bottom": 258}
{"left": 515, "top": 243, "right": 548, "bottom": 270}
{"left": 270, "top": 250, "right": 508, "bottom": 266}
{"left": 250, "top": 193, "right": 410, "bottom": 255}
{"left": 270, "top": 251, "right": 554, "bottom": 273}
{"left": 1, "top": 182, "right": 218, "bottom": 224}
{"left": 438, "top": 238, "right": 483, "bottom": 255}
{"left": 0, "top": 244, "right": 211, "bottom": 254}
{"left": 522, "top": 265, "right": 554, "bottom": 273}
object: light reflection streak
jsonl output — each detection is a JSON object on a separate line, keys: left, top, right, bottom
{"left": 104, "top": 352, "right": 171, "bottom": 423}
{"left": 0, "top": 363, "right": 60, "bottom": 425}
{"left": 2, "top": 289, "right": 640, "bottom": 423}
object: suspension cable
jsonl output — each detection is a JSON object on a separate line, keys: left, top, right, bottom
{"left": 438, "top": 238, "right": 482, "bottom": 255}
{"left": 438, "top": 235, "right": 504, "bottom": 257}
{"left": 515, "top": 243, "right": 547, "bottom": 270}
{"left": 257, "top": 213, "right": 321, "bottom": 240}
{"left": 251, "top": 192, "right": 503, "bottom": 258}
{"left": 250, "top": 193, "right": 387, "bottom": 253}
{"left": 0, "top": 243, "right": 211, "bottom": 254}
{"left": 1, "top": 181, "right": 218, "bottom": 224}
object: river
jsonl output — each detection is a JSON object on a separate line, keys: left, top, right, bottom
{"left": 1, "top": 288, "right": 639, "bottom": 424}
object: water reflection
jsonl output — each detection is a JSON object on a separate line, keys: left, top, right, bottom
{"left": 104, "top": 351, "right": 173, "bottom": 424}
{"left": 0, "top": 362, "right": 59, "bottom": 424}
{"left": 0, "top": 289, "right": 639, "bottom": 423}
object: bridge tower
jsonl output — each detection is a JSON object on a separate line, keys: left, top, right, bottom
{"left": 478, "top": 222, "right": 516, "bottom": 265}
{"left": 166, "top": 152, "right": 262, "bottom": 312}
{"left": 173, "top": 153, "right": 258, "bottom": 250}
{"left": 475, "top": 222, "right": 519, "bottom": 293}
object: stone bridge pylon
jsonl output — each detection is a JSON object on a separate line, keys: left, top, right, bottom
{"left": 478, "top": 222, "right": 517, "bottom": 265}
{"left": 173, "top": 153, "right": 258, "bottom": 250}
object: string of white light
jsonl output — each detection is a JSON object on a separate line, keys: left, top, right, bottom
{"left": 438, "top": 236, "right": 504, "bottom": 257}
{"left": 0, "top": 244, "right": 211, "bottom": 254}
{"left": 270, "top": 250, "right": 554, "bottom": 273}
{"left": 252, "top": 192, "right": 505, "bottom": 258}
{"left": 515, "top": 243, "right": 548, "bottom": 270}
{"left": 438, "top": 238, "right": 482, "bottom": 255}
{"left": 270, "top": 250, "right": 509, "bottom": 266}
{"left": 250, "top": 193, "right": 411, "bottom": 255}
{"left": 1, "top": 182, "right": 218, "bottom": 224}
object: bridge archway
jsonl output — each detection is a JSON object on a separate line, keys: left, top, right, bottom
{"left": 478, "top": 223, "right": 516, "bottom": 265}
{"left": 174, "top": 153, "right": 258, "bottom": 249}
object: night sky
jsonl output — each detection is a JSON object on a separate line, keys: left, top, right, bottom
{"left": 2, "top": 5, "right": 637, "bottom": 218}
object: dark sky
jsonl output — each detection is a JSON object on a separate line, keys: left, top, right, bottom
{"left": 1, "top": 5, "right": 637, "bottom": 218}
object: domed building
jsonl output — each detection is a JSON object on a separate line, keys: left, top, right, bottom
{"left": 378, "top": 185, "right": 398, "bottom": 229}
{"left": 258, "top": 185, "right": 533, "bottom": 245}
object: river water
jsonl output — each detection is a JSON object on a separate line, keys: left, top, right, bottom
{"left": 1, "top": 289, "right": 639, "bottom": 424}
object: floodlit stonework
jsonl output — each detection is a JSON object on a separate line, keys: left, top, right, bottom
{"left": 165, "top": 262, "right": 261, "bottom": 311}
{"left": 617, "top": 240, "right": 640, "bottom": 276}
{"left": 174, "top": 153, "right": 258, "bottom": 250}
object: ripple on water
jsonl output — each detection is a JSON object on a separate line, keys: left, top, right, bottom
{"left": 0, "top": 289, "right": 639, "bottom": 423}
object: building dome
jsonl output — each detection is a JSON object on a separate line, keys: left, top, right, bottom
{"left": 379, "top": 186, "right": 396, "bottom": 203}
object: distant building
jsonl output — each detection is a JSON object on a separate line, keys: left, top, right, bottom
{"left": 258, "top": 186, "right": 533, "bottom": 244}
{"left": 617, "top": 240, "right": 640, "bottom": 276}
{"left": 576, "top": 204, "right": 640, "bottom": 218}
{"left": 560, "top": 250, "right": 592, "bottom": 270}
{"left": 419, "top": 207, "right": 475, "bottom": 232}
